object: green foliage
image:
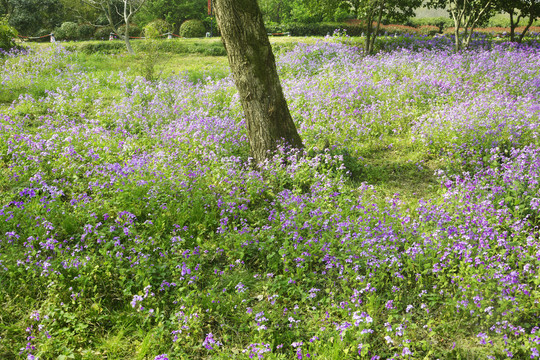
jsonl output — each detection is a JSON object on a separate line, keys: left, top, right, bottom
{"left": 135, "top": 0, "right": 206, "bottom": 33}
{"left": 266, "top": 22, "right": 357, "bottom": 36}
{"left": 260, "top": 0, "right": 349, "bottom": 24}
{"left": 410, "top": 16, "right": 454, "bottom": 31}
{"left": 78, "top": 24, "right": 95, "bottom": 40}
{"left": 64, "top": 38, "right": 227, "bottom": 56}
{"left": 137, "top": 39, "right": 162, "bottom": 81}
{"left": 179, "top": 19, "right": 206, "bottom": 38}
{"left": 94, "top": 26, "right": 114, "bottom": 40}
{"left": 55, "top": 21, "right": 79, "bottom": 41}
{"left": 118, "top": 23, "right": 142, "bottom": 38}
{"left": 333, "top": 7, "right": 350, "bottom": 22}
{"left": 426, "top": 0, "right": 497, "bottom": 49}
{"left": 0, "top": 15, "right": 17, "bottom": 51}
{"left": 260, "top": 0, "right": 293, "bottom": 23}
{"left": 8, "top": 0, "right": 63, "bottom": 36}
{"left": 71, "top": 41, "right": 125, "bottom": 54}
{"left": 143, "top": 19, "right": 172, "bottom": 39}
{"left": 3, "top": 36, "right": 540, "bottom": 360}
{"left": 58, "top": 0, "right": 100, "bottom": 24}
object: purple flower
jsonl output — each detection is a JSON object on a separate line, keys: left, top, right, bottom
{"left": 202, "top": 332, "right": 222, "bottom": 350}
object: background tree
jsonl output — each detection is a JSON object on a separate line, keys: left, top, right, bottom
{"left": 259, "top": 0, "right": 344, "bottom": 23}
{"left": 496, "top": 0, "right": 539, "bottom": 42}
{"left": 259, "top": 0, "right": 293, "bottom": 23}
{"left": 135, "top": 0, "right": 206, "bottom": 33}
{"left": 0, "top": 0, "right": 12, "bottom": 16}
{"left": 354, "top": 0, "right": 422, "bottom": 54}
{"left": 214, "top": 0, "right": 304, "bottom": 163}
{"left": 7, "top": 0, "right": 63, "bottom": 36}
{"left": 427, "top": 0, "right": 496, "bottom": 51}
{"left": 59, "top": 0, "right": 100, "bottom": 24}
{"left": 83, "top": 0, "right": 147, "bottom": 54}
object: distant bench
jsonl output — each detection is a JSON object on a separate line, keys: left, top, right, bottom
{"left": 267, "top": 32, "right": 291, "bottom": 36}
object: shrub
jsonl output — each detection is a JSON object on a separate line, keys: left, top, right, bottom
{"left": 380, "top": 24, "right": 418, "bottom": 36}
{"left": 410, "top": 17, "right": 453, "bottom": 32}
{"left": 265, "top": 22, "right": 368, "bottom": 37}
{"left": 94, "top": 26, "right": 114, "bottom": 40}
{"left": 36, "top": 28, "right": 53, "bottom": 43}
{"left": 143, "top": 19, "right": 172, "bottom": 39}
{"left": 418, "top": 25, "right": 440, "bottom": 36}
{"left": 75, "top": 41, "right": 125, "bottom": 54}
{"left": 118, "top": 23, "right": 142, "bottom": 38}
{"left": 78, "top": 24, "right": 95, "bottom": 40}
{"left": 55, "top": 22, "right": 79, "bottom": 41}
{"left": 0, "top": 16, "right": 18, "bottom": 51}
{"left": 180, "top": 20, "right": 206, "bottom": 38}
{"left": 333, "top": 8, "right": 349, "bottom": 23}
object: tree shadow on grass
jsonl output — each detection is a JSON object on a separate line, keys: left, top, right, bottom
{"left": 330, "top": 144, "right": 441, "bottom": 200}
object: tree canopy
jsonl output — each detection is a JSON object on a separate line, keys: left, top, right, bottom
{"left": 6, "top": 0, "right": 63, "bottom": 36}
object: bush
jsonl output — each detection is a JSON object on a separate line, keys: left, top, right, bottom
{"left": 202, "top": 16, "right": 220, "bottom": 36}
{"left": 410, "top": 17, "right": 453, "bottom": 32}
{"left": 55, "top": 22, "right": 79, "bottom": 41}
{"left": 266, "top": 22, "right": 337, "bottom": 36}
{"left": 265, "top": 22, "right": 368, "bottom": 37}
{"left": 133, "top": 39, "right": 226, "bottom": 56}
{"left": 78, "top": 24, "right": 95, "bottom": 40}
{"left": 143, "top": 19, "right": 172, "bottom": 39}
{"left": 333, "top": 8, "right": 349, "bottom": 23}
{"left": 180, "top": 20, "right": 206, "bottom": 38}
{"left": 0, "top": 16, "right": 18, "bottom": 51}
{"left": 380, "top": 24, "right": 418, "bottom": 36}
{"left": 418, "top": 25, "right": 440, "bottom": 36}
{"left": 36, "top": 28, "right": 53, "bottom": 43}
{"left": 74, "top": 41, "right": 126, "bottom": 54}
{"left": 118, "top": 23, "right": 142, "bottom": 38}
{"left": 94, "top": 26, "right": 114, "bottom": 40}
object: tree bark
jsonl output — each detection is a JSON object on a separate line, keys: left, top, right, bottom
{"left": 365, "top": 11, "right": 373, "bottom": 54}
{"left": 518, "top": 16, "right": 534, "bottom": 43}
{"left": 370, "top": 1, "right": 384, "bottom": 54}
{"left": 123, "top": 1, "right": 134, "bottom": 55}
{"left": 509, "top": 11, "right": 516, "bottom": 42}
{"left": 213, "top": 0, "right": 303, "bottom": 163}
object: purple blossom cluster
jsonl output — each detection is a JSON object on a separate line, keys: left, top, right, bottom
{"left": 1, "top": 39, "right": 539, "bottom": 359}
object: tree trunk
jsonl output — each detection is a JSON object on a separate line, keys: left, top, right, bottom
{"left": 509, "top": 11, "right": 516, "bottom": 42}
{"left": 124, "top": 25, "right": 134, "bottom": 54}
{"left": 518, "top": 16, "right": 534, "bottom": 43}
{"left": 450, "top": 9, "right": 462, "bottom": 51}
{"left": 369, "top": 2, "right": 383, "bottom": 54}
{"left": 123, "top": 4, "right": 134, "bottom": 55}
{"left": 365, "top": 12, "right": 373, "bottom": 54}
{"left": 213, "top": 0, "right": 303, "bottom": 163}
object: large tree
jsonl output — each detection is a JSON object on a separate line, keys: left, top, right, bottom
{"left": 83, "top": 0, "right": 147, "bottom": 54}
{"left": 7, "top": 0, "right": 63, "bottom": 36}
{"left": 427, "top": 0, "right": 496, "bottom": 51}
{"left": 496, "top": 0, "right": 539, "bottom": 42}
{"left": 346, "top": 0, "right": 422, "bottom": 54}
{"left": 0, "top": 0, "right": 11, "bottom": 16}
{"left": 213, "top": 0, "right": 304, "bottom": 163}
{"left": 59, "top": 0, "right": 100, "bottom": 24}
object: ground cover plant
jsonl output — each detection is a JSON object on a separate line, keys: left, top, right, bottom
{"left": 0, "top": 36, "right": 539, "bottom": 359}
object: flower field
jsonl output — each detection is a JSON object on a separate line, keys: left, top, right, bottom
{"left": 1, "top": 38, "right": 540, "bottom": 359}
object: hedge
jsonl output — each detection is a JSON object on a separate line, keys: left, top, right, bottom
{"left": 265, "top": 22, "right": 441, "bottom": 37}
{"left": 64, "top": 39, "right": 227, "bottom": 56}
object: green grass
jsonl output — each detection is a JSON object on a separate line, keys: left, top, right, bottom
{"left": 1, "top": 38, "right": 539, "bottom": 360}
